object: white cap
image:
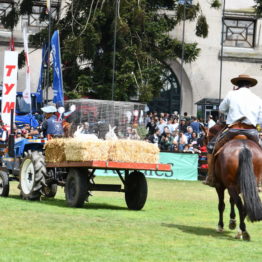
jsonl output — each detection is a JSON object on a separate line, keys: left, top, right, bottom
{"left": 41, "top": 105, "right": 57, "bottom": 113}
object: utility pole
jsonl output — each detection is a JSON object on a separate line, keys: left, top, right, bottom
{"left": 219, "top": 0, "right": 226, "bottom": 108}
{"left": 46, "top": 0, "right": 52, "bottom": 105}
{"left": 111, "top": 0, "right": 118, "bottom": 101}
{"left": 179, "top": 0, "right": 187, "bottom": 116}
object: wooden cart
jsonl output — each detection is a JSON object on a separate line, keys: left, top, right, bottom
{"left": 46, "top": 160, "right": 171, "bottom": 210}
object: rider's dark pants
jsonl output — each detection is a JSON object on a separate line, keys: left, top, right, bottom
{"left": 207, "top": 128, "right": 259, "bottom": 154}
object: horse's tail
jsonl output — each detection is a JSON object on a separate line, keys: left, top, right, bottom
{"left": 239, "top": 146, "right": 262, "bottom": 222}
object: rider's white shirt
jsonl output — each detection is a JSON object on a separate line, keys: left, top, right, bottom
{"left": 219, "top": 87, "right": 262, "bottom": 126}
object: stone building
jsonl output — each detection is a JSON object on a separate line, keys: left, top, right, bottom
{"left": 0, "top": 0, "right": 261, "bottom": 120}
{"left": 0, "top": 0, "right": 63, "bottom": 99}
{"left": 168, "top": 0, "right": 262, "bottom": 121}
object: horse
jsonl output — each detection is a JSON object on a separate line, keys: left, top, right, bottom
{"left": 203, "top": 123, "right": 262, "bottom": 240}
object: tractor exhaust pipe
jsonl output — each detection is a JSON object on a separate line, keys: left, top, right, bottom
{"left": 8, "top": 109, "right": 15, "bottom": 157}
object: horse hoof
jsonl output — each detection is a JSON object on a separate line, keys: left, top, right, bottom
{"left": 216, "top": 226, "right": 224, "bottom": 233}
{"left": 229, "top": 219, "right": 237, "bottom": 230}
{"left": 242, "top": 231, "right": 250, "bottom": 241}
{"left": 235, "top": 231, "right": 242, "bottom": 239}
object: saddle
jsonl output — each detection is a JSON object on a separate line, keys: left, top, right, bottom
{"left": 213, "top": 122, "right": 258, "bottom": 156}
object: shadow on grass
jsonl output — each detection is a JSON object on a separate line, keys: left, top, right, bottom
{"left": 8, "top": 194, "right": 127, "bottom": 210}
{"left": 162, "top": 223, "right": 236, "bottom": 240}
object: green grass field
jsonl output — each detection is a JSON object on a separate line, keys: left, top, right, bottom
{"left": 0, "top": 177, "right": 262, "bottom": 262}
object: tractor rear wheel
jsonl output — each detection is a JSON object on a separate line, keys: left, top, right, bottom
{"left": 65, "top": 168, "right": 87, "bottom": 208}
{"left": 20, "top": 151, "right": 46, "bottom": 200}
{"left": 125, "top": 171, "right": 147, "bottom": 210}
{"left": 0, "top": 171, "right": 9, "bottom": 197}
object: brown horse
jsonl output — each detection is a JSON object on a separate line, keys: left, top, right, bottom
{"left": 204, "top": 124, "right": 262, "bottom": 240}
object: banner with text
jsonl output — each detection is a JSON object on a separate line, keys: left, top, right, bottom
{"left": 51, "top": 30, "right": 64, "bottom": 106}
{"left": 95, "top": 152, "right": 198, "bottom": 181}
{"left": 1, "top": 51, "right": 18, "bottom": 128}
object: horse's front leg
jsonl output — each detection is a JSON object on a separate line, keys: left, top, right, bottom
{"left": 229, "top": 196, "right": 237, "bottom": 230}
{"left": 216, "top": 186, "right": 225, "bottom": 232}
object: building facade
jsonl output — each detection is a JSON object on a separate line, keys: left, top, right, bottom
{"left": 0, "top": 0, "right": 63, "bottom": 97}
{"left": 168, "top": 0, "right": 262, "bottom": 120}
{"left": 0, "top": 0, "right": 261, "bottom": 120}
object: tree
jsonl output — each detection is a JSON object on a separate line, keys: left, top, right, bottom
{"left": 255, "top": 0, "right": 262, "bottom": 16}
{"left": 2, "top": 0, "right": 216, "bottom": 102}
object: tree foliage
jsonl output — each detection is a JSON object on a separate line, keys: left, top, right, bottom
{"left": 196, "top": 15, "right": 208, "bottom": 38}
{"left": 2, "top": 0, "right": 217, "bottom": 102}
{"left": 255, "top": 0, "right": 262, "bottom": 16}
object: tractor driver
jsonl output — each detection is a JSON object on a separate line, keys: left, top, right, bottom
{"left": 0, "top": 121, "right": 7, "bottom": 144}
{"left": 41, "top": 105, "right": 64, "bottom": 139}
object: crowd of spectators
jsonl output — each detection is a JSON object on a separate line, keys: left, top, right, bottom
{"left": 0, "top": 108, "right": 211, "bottom": 156}
{"left": 143, "top": 111, "right": 208, "bottom": 154}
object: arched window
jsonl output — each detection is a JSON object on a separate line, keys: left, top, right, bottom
{"left": 148, "top": 68, "right": 180, "bottom": 114}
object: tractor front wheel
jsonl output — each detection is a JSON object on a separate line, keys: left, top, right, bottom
{"left": 0, "top": 171, "right": 9, "bottom": 197}
{"left": 42, "top": 184, "right": 57, "bottom": 198}
{"left": 19, "top": 151, "right": 46, "bottom": 200}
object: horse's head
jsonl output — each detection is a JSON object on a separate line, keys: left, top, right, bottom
{"left": 199, "top": 124, "right": 208, "bottom": 146}
{"left": 199, "top": 122, "right": 226, "bottom": 145}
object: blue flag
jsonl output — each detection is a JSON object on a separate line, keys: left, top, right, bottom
{"left": 51, "top": 30, "right": 64, "bottom": 106}
{"left": 36, "top": 43, "right": 47, "bottom": 103}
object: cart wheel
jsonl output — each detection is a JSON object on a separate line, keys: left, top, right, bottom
{"left": 125, "top": 171, "right": 147, "bottom": 210}
{"left": 0, "top": 171, "right": 9, "bottom": 197}
{"left": 42, "top": 184, "right": 57, "bottom": 198}
{"left": 19, "top": 151, "right": 46, "bottom": 201}
{"left": 65, "top": 168, "right": 87, "bottom": 208}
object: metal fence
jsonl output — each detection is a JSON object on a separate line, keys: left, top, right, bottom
{"left": 64, "top": 99, "right": 146, "bottom": 139}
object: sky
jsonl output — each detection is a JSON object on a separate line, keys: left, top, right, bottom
{"left": 226, "top": 0, "right": 255, "bottom": 9}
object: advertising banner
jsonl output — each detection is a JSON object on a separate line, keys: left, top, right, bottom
{"left": 36, "top": 43, "right": 48, "bottom": 103}
{"left": 51, "top": 30, "right": 64, "bottom": 106}
{"left": 95, "top": 152, "right": 198, "bottom": 181}
{"left": 1, "top": 51, "right": 18, "bottom": 128}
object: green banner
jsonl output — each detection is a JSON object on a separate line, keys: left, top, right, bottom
{"left": 95, "top": 152, "right": 198, "bottom": 181}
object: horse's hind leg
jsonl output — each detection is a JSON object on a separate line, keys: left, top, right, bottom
{"left": 216, "top": 186, "right": 225, "bottom": 232}
{"left": 229, "top": 196, "right": 237, "bottom": 230}
{"left": 228, "top": 188, "right": 250, "bottom": 241}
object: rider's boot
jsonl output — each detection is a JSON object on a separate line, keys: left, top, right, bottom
{"left": 203, "top": 153, "right": 215, "bottom": 187}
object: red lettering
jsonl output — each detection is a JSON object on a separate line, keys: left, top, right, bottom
{"left": 4, "top": 83, "right": 15, "bottom": 95}
{"left": 6, "top": 65, "right": 16, "bottom": 77}
{"left": 3, "top": 102, "right": 15, "bottom": 113}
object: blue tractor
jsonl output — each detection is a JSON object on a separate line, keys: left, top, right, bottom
{"left": 0, "top": 113, "right": 57, "bottom": 200}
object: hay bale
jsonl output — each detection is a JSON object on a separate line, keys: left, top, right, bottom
{"left": 64, "top": 138, "right": 110, "bottom": 161}
{"left": 108, "top": 140, "right": 159, "bottom": 163}
{"left": 45, "top": 138, "right": 159, "bottom": 164}
{"left": 45, "top": 138, "right": 68, "bottom": 162}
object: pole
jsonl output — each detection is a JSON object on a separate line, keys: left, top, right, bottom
{"left": 111, "top": 0, "right": 118, "bottom": 101}
{"left": 46, "top": 0, "right": 52, "bottom": 105}
{"left": 219, "top": 0, "right": 226, "bottom": 111}
{"left": 8, "top": 109, "right": 15, "bottom": 157}
{"left": 179, "top": 1, "right": 186, "bottom": 116}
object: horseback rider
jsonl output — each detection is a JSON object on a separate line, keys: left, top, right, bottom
{"left": 205, "top": 74, "right": 262, "bottom": 186}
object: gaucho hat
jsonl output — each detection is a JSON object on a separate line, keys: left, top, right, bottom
{"left": 231, "top": 74, "right": 257, "bottom": 87}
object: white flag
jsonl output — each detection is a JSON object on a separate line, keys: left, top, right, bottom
{"left": 22, "top": 24, "right": 31, "bottom": 106}
{"left": 46, "top": 0, "right": 51, "bottom": 13}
